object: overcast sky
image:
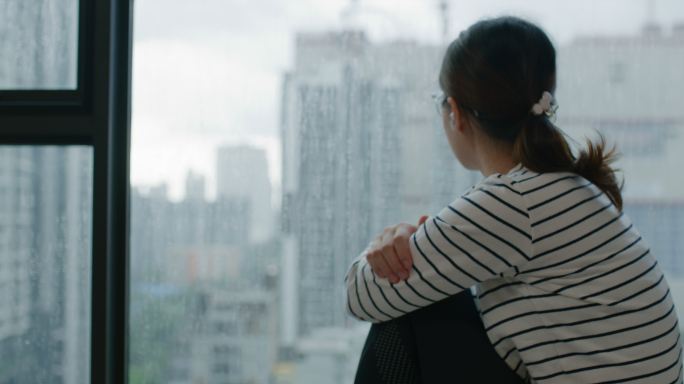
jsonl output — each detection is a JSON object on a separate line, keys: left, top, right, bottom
{"left": 131, "top": 0, "right": 684, "bottom": 200}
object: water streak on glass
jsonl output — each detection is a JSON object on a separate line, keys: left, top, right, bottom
{"left": 0, "top": 0, "right": 79, "bottom": 90}
{"left": 0, "top": 146, "right": 92, "bottom": 384}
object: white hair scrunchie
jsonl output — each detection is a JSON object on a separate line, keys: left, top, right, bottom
{"left": 530, "top": 91, "right": 558, "bottom": 118}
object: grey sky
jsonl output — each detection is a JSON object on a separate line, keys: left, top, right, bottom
{"left": 131, "top": 0, "right": 684, "bottom": 199}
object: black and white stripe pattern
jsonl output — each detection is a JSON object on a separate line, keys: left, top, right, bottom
{"left": 345, "top": 164, "right": 682, "bottom": 383}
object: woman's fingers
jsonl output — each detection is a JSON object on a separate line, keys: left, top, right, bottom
{"left": 392, "top": 226, "right": 414, "bottom": 276}
{"left": 368, "top": 248, "right": 395, "bottom": 281}
{"left": 368, "top": 233, "right": 391, "bottom": 278}
{"left": 381, "top": 247, "right": 405, "bottom": 283}
{"left": 384, "top": 227, "right": 415, "bottom": 281}
{"left": 380, "top": 230, "right": 404, "bottom": 283}
{"left": 367, "top": 222, "right": 426, "bottom": 282}
{"left": 418, "top": 215, "right": 428, "bottom": 226}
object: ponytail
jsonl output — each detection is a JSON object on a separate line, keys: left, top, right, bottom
{"left": 513, "top": 117, "right": 623, "bottom": 211}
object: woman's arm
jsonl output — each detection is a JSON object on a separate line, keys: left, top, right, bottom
{"left": 345, "top": 182, "right": 533, "bottom": 322}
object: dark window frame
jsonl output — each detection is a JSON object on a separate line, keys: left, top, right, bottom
{"left": 0, "top": 1, "right": 132, "bottom": 383}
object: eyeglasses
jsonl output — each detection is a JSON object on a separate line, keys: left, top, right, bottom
{"left": 431, "top": 91, "right": 484, "bottom": 119}
{"left": 431, "top": 90, "right": 448, "bottom": 116}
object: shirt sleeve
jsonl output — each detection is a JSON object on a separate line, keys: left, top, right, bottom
{"left": 344, "top": 181, "right": 533, "bottom": 322}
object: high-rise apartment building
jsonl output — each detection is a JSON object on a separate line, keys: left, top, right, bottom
{"left": 217, "top": 145, "right": 274, "bottom": 244}
{"left": 556, "top": 23, "right": 684, "bottom": 199}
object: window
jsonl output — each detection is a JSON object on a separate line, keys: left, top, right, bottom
{"left": 0, "top": 0, "right": 80, "bottom": 90}
{"left": 0, "top": 146, "right": 92, "bottom": 384}
{"left": 130, "top": 1, "right": 684, "bottom": 383}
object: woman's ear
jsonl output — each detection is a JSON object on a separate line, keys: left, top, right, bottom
{"left": 447, "top": 97, "right": 465, "bottom": 132}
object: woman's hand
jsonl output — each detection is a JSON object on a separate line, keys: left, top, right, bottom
{"left": 367, "top": 216, "right": 428, "bottom": 284}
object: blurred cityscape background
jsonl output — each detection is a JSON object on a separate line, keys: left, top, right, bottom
{"left": 1, "top": 0, "right": 683, "bottom": 383}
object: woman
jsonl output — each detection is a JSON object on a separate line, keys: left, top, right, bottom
{"left": 345, "top": 16, "right": 682, "bottom": 383}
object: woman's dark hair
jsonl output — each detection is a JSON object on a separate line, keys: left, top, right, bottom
{"left": 439, "top": 16, "right": 623, "bottom": 210}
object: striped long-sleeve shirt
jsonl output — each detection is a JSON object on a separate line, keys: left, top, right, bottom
{"left": 345, "top": 163, "right": 682, "bottom": 383}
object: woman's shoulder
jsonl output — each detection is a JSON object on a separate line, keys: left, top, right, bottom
{"left": 472, "top": 165, "right": 606, "bottom": 213}
{"left": 479, "top": 166, "right": 587, "bottom": 194}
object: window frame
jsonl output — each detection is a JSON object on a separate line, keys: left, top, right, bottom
{"left": 0, "top": 1, "right": 132, "bottom": 383}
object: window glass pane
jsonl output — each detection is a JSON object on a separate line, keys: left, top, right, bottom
{"left": 0, "top": 0, "right": 80, "bottom": 90}
{"left": 0, "top": 146, "right": 92, "bottom": 383}
{"left": 131, "top": 1, "right": 684, "bottom": 383}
